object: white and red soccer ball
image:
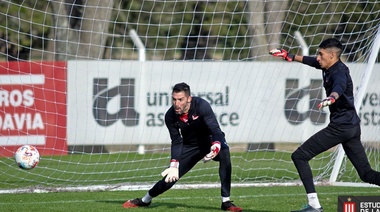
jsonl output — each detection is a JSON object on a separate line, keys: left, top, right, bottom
{"left": 14, "top": 145, "right": 40, "bottom": 170}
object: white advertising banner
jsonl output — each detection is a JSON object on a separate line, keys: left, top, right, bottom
{"left": 67, "top": 61, "right": 379, "bottom": 145}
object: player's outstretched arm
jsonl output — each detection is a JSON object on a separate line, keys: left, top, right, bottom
{"left": 269, "top": 48, "right": 294, "bottom": 61}
{"left": 269, "top": 48, "right": 303, "bottom": 62}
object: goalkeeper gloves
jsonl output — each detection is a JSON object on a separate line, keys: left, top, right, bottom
{"left": 203, "top": 141, "right": 221, "bottom": 163}
{"left": 161, "top": 159, "right": 179, "bottom": 183}
{"left": 318, "top": 96, "right": 336, "bottom": 110}
{"left": 269, "top": 48, "right": 295, "bottom": 62}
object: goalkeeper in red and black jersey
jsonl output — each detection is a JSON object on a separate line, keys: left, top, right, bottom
{"left": 123, "top": 82, "right": 243, "bottom": 212}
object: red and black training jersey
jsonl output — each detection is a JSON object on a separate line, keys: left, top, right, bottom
{"left": 165, "top": 96, "right": 227, "bottom": 161}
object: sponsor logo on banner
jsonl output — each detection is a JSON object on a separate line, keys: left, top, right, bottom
{"left": 0, "top": 62, "right": 67, "bottom": 157}
{"left": 91, "top": 78, "right": 238, "bottom": 128}
{"left": 284, "top": 79, "right": 326, "bottom": 125}
{"left": 92, "top": 78, "right": 139, "bottom": 126}
{"left": 338, "top": 196, "right": 380, "bottom": 212}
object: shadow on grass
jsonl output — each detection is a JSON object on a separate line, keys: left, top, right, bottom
{"left": 97, "top": 200, "right": 277, "bottom": 212}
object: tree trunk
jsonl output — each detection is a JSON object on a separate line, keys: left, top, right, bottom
{"left": 49, "top": 0, "right": 113, "bottom": 60}
{"left": 248, "top": 0, "right": 288, "bottom": 60}
{"left": 77, "top": 0, "right": 113, "bottom": 59}
{"left": 265, "top": 0, "right": 288, "bottom": 50}
{"left": 248, "top": 0, "right": 267, "bottom": 60}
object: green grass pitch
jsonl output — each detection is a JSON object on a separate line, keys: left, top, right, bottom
{"left": 0, "top": 186, "right": 379, "bottom": 211}
{"left": 0, "top": 151, "right": 379, "bottom": 211}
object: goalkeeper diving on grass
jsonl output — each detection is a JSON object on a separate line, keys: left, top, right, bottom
{"left": 123, "top": 82, "right": 243, "bottom": 212}
{"left": 270, "top": 38, "right": 380, "bottom": 212}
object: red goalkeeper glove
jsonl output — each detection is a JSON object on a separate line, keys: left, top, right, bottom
{"left": 318, "top": 96, "right": 336, "bottom": 110}
{"left": 269, "top": 48, "right": 295, "bottom": 62}
{"left": 203, "top": 141, "right": 221, "bottom": 163}
{"left": 161, "top": 159, "right": 179, "bottom": 183}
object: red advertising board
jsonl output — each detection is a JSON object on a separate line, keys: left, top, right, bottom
{"left": 0, "top": 61, "right": 67, "bottom": 157}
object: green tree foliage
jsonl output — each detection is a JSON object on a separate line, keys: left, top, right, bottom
{"left": 110, "top": 1, "right": 249, "bottom": 60}
{"left": 0, "top": 0, "right": 379, "bottom": 61}
{"left": 0, "top": 0, "right": 52, "bottom": 60}
{"left": 283, "top": 0, "right": 380, "bottom": 61}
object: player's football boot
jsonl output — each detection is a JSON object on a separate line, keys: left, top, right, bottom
{"left": 221, "top": 201, "right": 243, "bottom": 212}
{"left": 291, "top": 204, "right": 323, "bottom": 212}
{"left": 123, "top": 198, "right": 151, "bottom": 208}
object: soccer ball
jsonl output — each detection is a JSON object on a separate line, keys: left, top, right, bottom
{"left": 14, "top": 145, "right": 40, "bottom": 170}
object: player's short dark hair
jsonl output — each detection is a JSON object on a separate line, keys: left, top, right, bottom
{"left": 319, "top": 38, "right": 342, "bottom": 49}
{"left": 319, "top": 38, "right": 343, "bottom": 57}
{"left": 172, "top": 82, "right": 191, "bottom": 96}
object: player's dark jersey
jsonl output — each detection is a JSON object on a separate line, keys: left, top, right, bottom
{"left": 302, "top": 56, "right": 360, "bottom": 128}
{"left": 165, "top": 96, "right": 227, "bottom": 161}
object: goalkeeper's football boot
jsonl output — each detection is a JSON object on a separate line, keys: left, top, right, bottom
{"left": 221, "top": 201, "right": 243, "bottom": 212}
{"left": 291, "top": 204, "right": 323, "bottom": 212}
{"left": 123, "top": 198, "right": 151, "bottom": 208}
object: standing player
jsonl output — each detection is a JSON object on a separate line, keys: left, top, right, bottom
{"left": 123, "top": 82, "right": 243, "bottom": 212}
{"left": 270, "top": 38, "right": 380, "bottom": 212}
